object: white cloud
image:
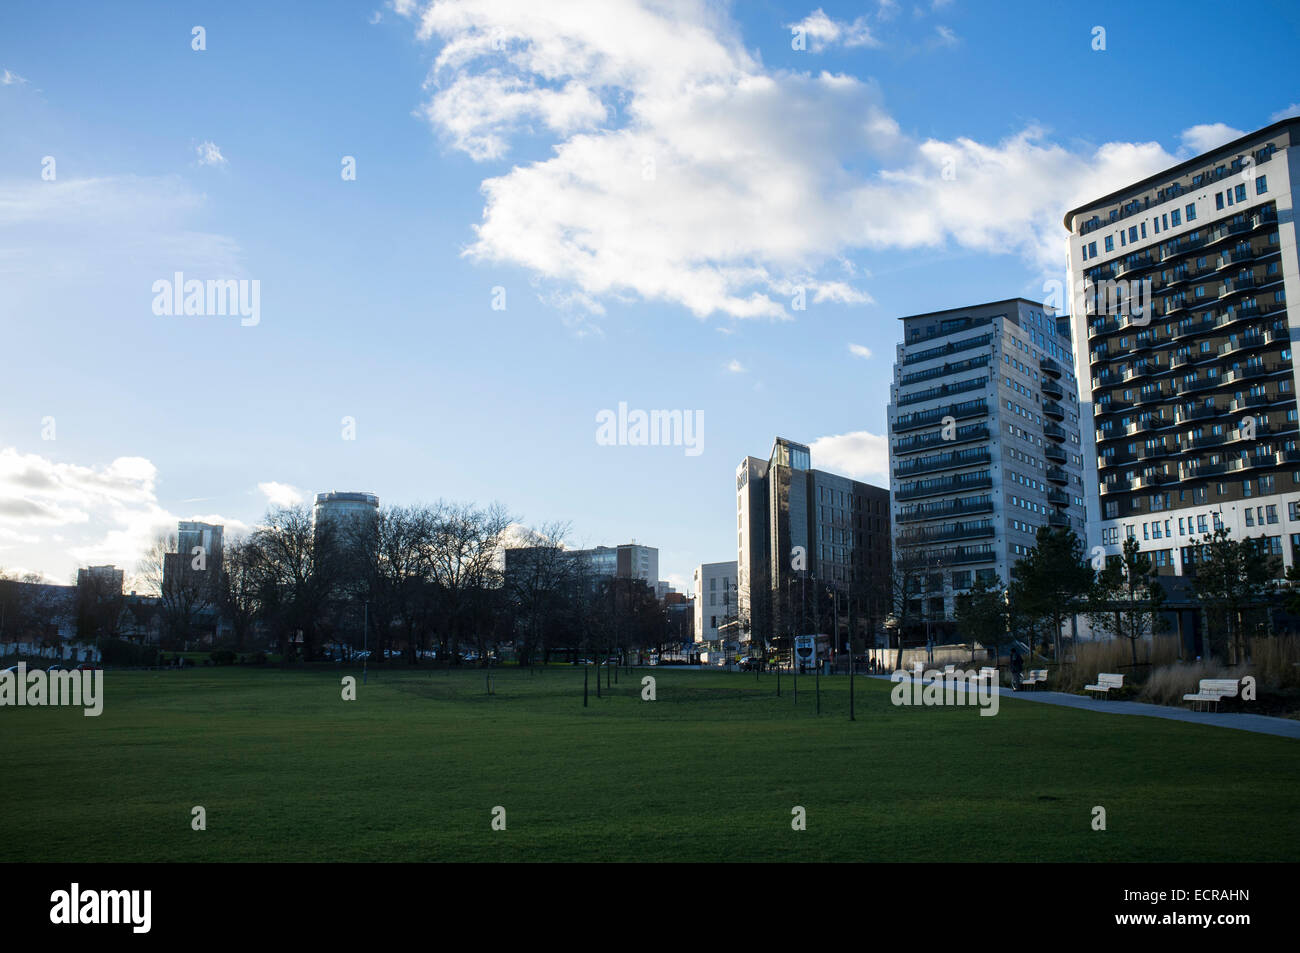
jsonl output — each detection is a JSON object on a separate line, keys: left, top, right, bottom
{"left": 1179, "top": 123, "right": 1244, "bottom": 156}
{"left": 0, "top": 175, "right": 244, "bottom": 283}
{"left": 932, "top": 25, "right": 959, "bottom": 47}
{"left": 1269, "top": 103, "right": 1300, "bottom": 122}
{"left": 257, "top": 481, "right": 304, "bottom": 508}
{"left": 395, "top": 1, "right": 1201, "bottom": 320}
{"left": 0, "top": 447, "right": 247, "bottom": 582}
{"left": 788, "top": 8, "right": 880, "bottom": 52}
{"left": 848, "top": 342, "right": 872, "bottom": 359}
{"left": 195, "top": 141, "right": 227, "bottom": 166}
{"left": 1, "top": 68, "right": 29, "bottom": 86}
{"left": 808, "top": 430, "right": 889, "bottom": 484}
{"left": 725, "top": 358, "right": 745, "bottom": 373}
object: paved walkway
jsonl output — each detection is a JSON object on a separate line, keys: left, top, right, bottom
{"left": 871, "top": 675, "right": 1300, "bottom": 739}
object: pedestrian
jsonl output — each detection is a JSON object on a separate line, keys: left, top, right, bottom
{"left": 1010, "top": 647, "right": 1023, "bottom": 691}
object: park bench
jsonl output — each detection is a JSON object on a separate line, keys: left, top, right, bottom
{"left": 1183, "top": 678, "right": 1240, "bottom": 712}
{"left": 1019, "top": 668, "right": 1048, "bottom": 691}
{"left": 978, "top": 666, "right": 998, "bottom": 685}
{"left": 1084, "top": 672, "right": 1125, "bottom": 698}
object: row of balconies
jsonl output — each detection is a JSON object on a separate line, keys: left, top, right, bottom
{"left": 891, "top": 424, "right": 989, "bottom": 457}
{"left": 893, "top": 398, "right": 987, "bottom": 433}
{"left": 896, "top": 495, "right": 995, "bottom": 524}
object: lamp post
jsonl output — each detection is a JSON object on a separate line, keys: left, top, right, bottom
{"left": 362, "top": 599, "right": 368, "bottom": 685}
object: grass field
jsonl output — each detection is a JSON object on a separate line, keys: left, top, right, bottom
{"left": 2, "top": 665, "right": 1296, "bottom": 862}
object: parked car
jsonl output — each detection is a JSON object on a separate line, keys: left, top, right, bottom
{"left": 738, "top": 656, "right": 762, "bottom": 671}
{"left": 46, "top": 664, "right": 64, "bottom": 672}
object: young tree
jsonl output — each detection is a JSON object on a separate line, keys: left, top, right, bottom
{"left": 1087, "top": 536, "right": 1167, "bottom": 667}
{"left": 1009, "top": 527, "right": 1094, "bottom": 660}
{"left": 1189, "top": 528, "right": 1280, "bottom": 663}
{"left": 954, "top": 574, "right": 1007, "bottom": 664}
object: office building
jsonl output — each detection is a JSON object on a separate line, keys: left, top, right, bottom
{"left": 887, "top": 298, "right": 1087, "bottom": 626}
{"left": 736, "top": 437, "right": 891, "bottom": 648}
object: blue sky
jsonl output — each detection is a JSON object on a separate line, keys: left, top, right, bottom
{"left": 2, "top": 0, "right": 1298, "bottom": 590}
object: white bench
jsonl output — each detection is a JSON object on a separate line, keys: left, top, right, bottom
{"left": 1019, "top": 668, "right": 1048, "bottom": 691}
{"left": 1183, "top": 678, "right": 1240, "bottom": 712}
{"left": 1084, "top": 672, "right": 1125, "bottom": 698}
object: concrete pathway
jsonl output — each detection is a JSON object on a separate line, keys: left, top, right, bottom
{"left": 870, "top": 675, "right": 1300, "bottom": 739}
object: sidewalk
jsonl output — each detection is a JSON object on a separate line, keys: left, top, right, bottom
{"left": 871, "top": 675, "right": 1300, "bottom": 739}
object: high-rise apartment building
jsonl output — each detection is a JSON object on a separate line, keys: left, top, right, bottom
{"left": 735, "top": 437, "right": 890, "bottom": 648}
{"left": 1066, "top": 119, "right": 1300, "bottom": 581}
{"left": 887, "top": 299, "right": 1086, "bottom": 626}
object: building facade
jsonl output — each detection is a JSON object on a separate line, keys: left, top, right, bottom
{"left": 1066, "top": 119, "right": 1300, "bottom": 580}
{"left": 736, "top": 437, "right": 891, "bottom": 648}
{"left": 692, "top": 560, "right": 738, "bottom": 645}
{"left": 887, "top": 298, "right": 1086, "bottom": 624}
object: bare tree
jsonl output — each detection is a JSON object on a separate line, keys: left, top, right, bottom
{"left": 138, "top": 532, "right": 217, "bottom": 649}
{"left": 427, "top": 501, "right": 513, "bottom": 664}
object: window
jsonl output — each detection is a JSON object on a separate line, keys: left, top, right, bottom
{"left": 1088, "top": 241, "right": 1096, "bottom": 258}
{"left": 1290, "top": 502, "right": 1300, "bottom": 521}
{"left": 1216, "top": 192, "right": 1224, "bottom": 210}
{"left": 1128, "top": 226, "right": 1138, "bottom": 242}
{"left": 1256, "top": 175, "right": 1268, "bottom": 194}
{"left": 1185, "top": 203, "right": 1196, "bottom": 221}
{"left": 1105, "top": 235, "right": 1114, "bottom": 252}
{"left": 1267, "top": 505, "right": 1279, "bottom": 524}
{"left": 1170, "top": 208, "right": 1181, "bottom": 226}
{"left": 1234, "top": 184, "right": 1247, "bottom": 203}
{"left": 1245, "top": 509, "right": 1255, "bottom": 526}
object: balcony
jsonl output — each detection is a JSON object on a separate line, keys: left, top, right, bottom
{"left": 1175, "top": 404, "right": 1218, "bottom": 424}
{"left": 1047, "top": 488, "right": 1070, "bottom": 507}
{"left": 1044, "top": 422, "right": 1067, "bottom": 443}
{"left": 1048, "top": 512, "right": 1071, "bottom": 529}
{"left": 899, "top": 521, "right": 997, "bottom": 545}
{"left": 896, "top": 471, "right": 993, "bottom": 501}
{"left": 1100, "top": 478, "right": 1130, "bottom": 496}
{"left": 894, "top": 447, "right": 992, "bottom": 478}
{"left": 893, "top": 399, "right": 987, "bottom": 433}
{"left": 1045, "top": 444, "right": 1067, "bottom": 463}
{"left": 1040, "top": 356, "right": 1063, "bottom": 378}
{"left": 892, "top": 424, "right": 989, "bottom": 456}
{"left": 896, "top": 496, "right": 995, "bottom": 523}
{"left": 897, "top": 376, "right": 988, "bottom": 407}
{"left": 1218, "top": 335, "right": 1265, "bottom": 357}
{"left": 1127, "top": 416, "right": 1167, "bottom": 435}
{"left": 1043, "top": 401, "right": 1065, "bottom": 421}
{"left": 1041, "top": 378, "right": 1064, "bottom": 399}
{"left": 1046, "top": 466, "right": 1069, "bottom": 485}
{"left": 1133, "top": 471, "right": 1169, "bottom": 490}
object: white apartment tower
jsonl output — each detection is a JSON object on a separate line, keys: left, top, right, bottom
{"left": 887, "top": 299, "right": 1087, "bottom": 626}
{"left": 1065, "top": 119, "right": 1300, "bottom": 588}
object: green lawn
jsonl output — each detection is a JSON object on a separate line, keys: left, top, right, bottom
{"left": 2, "top": 665, "right": 1296, "bottom": 862}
